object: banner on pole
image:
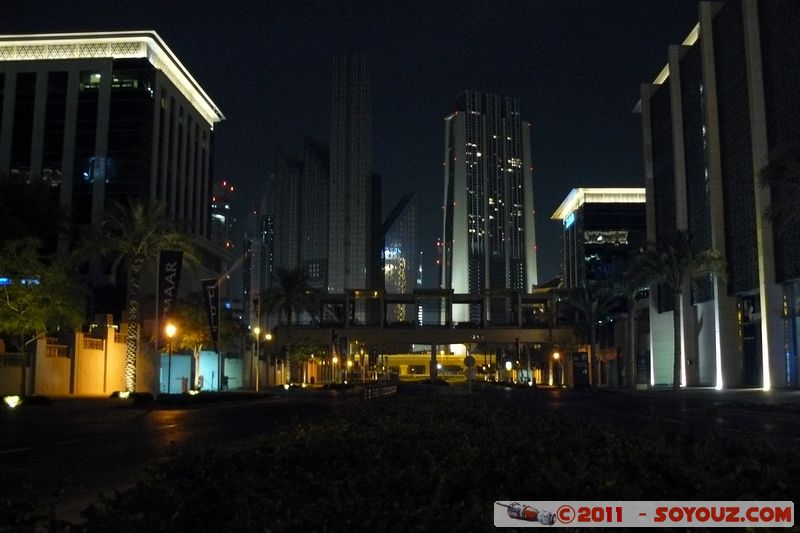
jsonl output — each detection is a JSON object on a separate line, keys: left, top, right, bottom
{"left": 201, "top": 278, "right": 220, "bottom": 353}
{"left": 157, "top": 250, "right": 183, "bottom": 345}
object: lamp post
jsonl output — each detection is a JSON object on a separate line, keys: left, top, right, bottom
{"left": 332, "top": 356, "right": 338, "bottom": 384}
{"left": 346, "top": 359, "right": 353, "bottom": 383}
{"left": 264, "top": 332, "right": 272, "bottom": 387}
{"left": 165, "top": 323, "right": 177, "bottom": 394}
{"left": 253, "top": 327, "right": 261, "bottom": 391}
{"left": 553, "top": 351, "right": 561, "bottom": 387}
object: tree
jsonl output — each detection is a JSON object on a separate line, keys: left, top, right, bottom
{"left": 640, "top": 230, "right": 725, "bottom": 391}
{"left": 760, "top": 142, "right": 800, "bottom": 232}
{"left": 168, "top": 292, "right": 242, "bottom": 389}
{"left": 75, "top": 198, "right": 193, "bottom": 392}
{"left": 0, "top": 239, "right": 85, "bottom": 394}
{"left": 262, "top": 268, "right": 318, "bottom": 383}
{"left": 566, "top": 281, "right": 617, "bottom": 387}
{"left": 612, "top": 255, "right": 650, "bottom": 388}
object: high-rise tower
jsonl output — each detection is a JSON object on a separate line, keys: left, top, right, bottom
{"left": 327, "top": 53, "right": 374, "bottom": 292}
{"left": 441, "top": 91, "right": 537, "bottom": 322}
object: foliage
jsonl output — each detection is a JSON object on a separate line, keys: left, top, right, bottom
{"left": 610, "top": 254, "right": 650, "bottom": 387}
{"left": 73, "top": 198, "right": 194, "bottom": 392}
{"left": 760, "top": 142, "right": 800, "bottom": 233}
{"left": 167, "top": 292, "right": 241, "bottom": 353}
{"left": 74, "top": 393, "right": 799, "bottom": 532}
{"left": 262, "top": 268, "right": 318, "bottom": 327}
{"left": 565, "top": 281, "right": 618, "bottom": 386}
{"left": 639, "top": 231, "right": 725, "bottom": 390}
{"left": 0, "top": 239, "right": 85, "bottom": 342}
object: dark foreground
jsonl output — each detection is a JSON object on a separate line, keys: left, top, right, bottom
{"left": 2, "top": 385, "right": 798, "bottom": 532}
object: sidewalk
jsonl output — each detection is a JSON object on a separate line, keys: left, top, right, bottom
{"left": 601, "top": 385, "right": 800, "bottom": 409}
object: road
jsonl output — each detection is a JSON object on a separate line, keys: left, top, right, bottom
{"left": 0, "top": 393, "right": 349, "bottom": 522}
{"left": 2, "top": 386, "right": 799, "bottom": 523}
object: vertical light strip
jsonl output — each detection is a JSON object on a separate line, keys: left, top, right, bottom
{"left": 713, "top": 275, "right": 724, "bottom": 390}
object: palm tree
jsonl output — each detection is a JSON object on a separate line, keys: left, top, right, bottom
{"left": 75, "top": 198, "right": 193, "bottom": 392}
{"left": 566, "top": 281, "right": 617, "bottom": 386}
{"left": 262, "top": 268, "right": 318, "bottom": 382}
{"left": 612, "top": 255, "right": 650, "bottom": 388}
{"left": 760, "top": 142, "right": 800, "bottom": 232}
{"left": 640, "top": 230, "right": 725, "bottom": 391}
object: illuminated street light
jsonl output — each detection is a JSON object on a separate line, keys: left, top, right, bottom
{"left": 263, "top": 332, "right": 273, "bottom": 387}
{"left": 332, "top": 356, "right": 339, "bottom": 384}
{"left": 165, "top": 323, "right": 177, "bottom": 394}
{"left": 253, "top": 327, "right": 261, "bottom": 391}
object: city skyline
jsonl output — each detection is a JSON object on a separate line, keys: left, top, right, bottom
{"left": 1, "top": 0, "right": 702, "bottom": 284}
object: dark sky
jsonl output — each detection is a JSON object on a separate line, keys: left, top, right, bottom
{"left": 4, "top": 0, "right": 700, "bottom": 286}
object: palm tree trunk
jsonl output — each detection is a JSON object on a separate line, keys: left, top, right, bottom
{"left": 124, "top": 264, "right": 142, "bottom": 392}
{"left": 627, "top": 309, "right": 637, "bottom": 388}
{"left": 589, "top": 325, "right": 597, "bottom": 387}
{"left": 672, "top": 292, "right": 683, "bottom": 391}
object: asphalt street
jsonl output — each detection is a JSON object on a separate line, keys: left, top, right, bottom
{"left": 2, "top": 385, "right": 798, "bottom": 523}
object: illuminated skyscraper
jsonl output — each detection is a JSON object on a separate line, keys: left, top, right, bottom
{"left": 384, "top": 202, "right": 417, "bottom": 321}
{"left": 327, "top": 53, "right": 375, "bottom": 292}
{"left": 441, "top": 91, "right": 537, "bottom": 322}
{"left": 0, "top": 31, "right": 225, "bottom": 317}
{"left": 0, "top": 31, "right": 224, "bottom": 252}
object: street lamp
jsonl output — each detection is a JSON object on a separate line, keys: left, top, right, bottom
{"left": 346, "top": 359, "right": 353, "bottom": 383}
{"left": 253, "top": 327, "right": 261, "bottom": 391}
{"left": 552, "top": 351, "right": 561, "bottom": 387}
{"left": 264, "top": 332, "right": 272, "bottom": 387}
{"left": 165, "top": 323, "right": 177, "bottom": 394}
{"left": 332, "top": 356, "right": 339, "bottom": 384}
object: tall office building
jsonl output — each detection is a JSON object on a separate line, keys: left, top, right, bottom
{"left": 639, "top": 0, "right": 800, "bottom": 389}
{"left": 267, "top": 138, "right": 330, "bottom": 291}
{"left": 0, "top": 31, "right": 225, "bottom": 316}
{"left": 300, "top": 139, "right": 330, "bottom": 289}
{"left": 441, "top": 91, "right": 537, "bottom": 322}
{"left": 551, "top": 188, "right": 646, "bottom": 288}
{"left": 0, "top": 31, "right": 224, "bottom": 250}
{"left": 210, "top": 179, "right": 236, "bottom": 250}
{"left": 384, "top": 202, "right": 417, "bottom": 321}
{"left": 327, "top": 53, "right": 375, "bottom": 292}
{"left": 273, "top": 147, "right": 302, "bottom": 271}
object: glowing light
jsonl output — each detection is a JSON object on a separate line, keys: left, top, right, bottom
{"left": 505, "top": 361, "right": 512, "bottom": 371}
{"left": 3, "top": 395, "right": 21, "bottom": 408}
{"left": 284, "top": 384, "right": 290, "bottom": 390}
{"left": 347, "top": 360, "right": 353, "bottom": 368}
{"left": 188, "top": 390, "right": 199, "bottom": 396}
{"left": 264, "top": 333, "right": 272, "bottom": 341}
{"left": 553, "top": 352, "right": 560, "bottom": 360}
{"left": 332, "top": 356, "right": 338, "bottom": 364}
{"left": 253, "top": 326, "right": 261, "bottom": 336}
{"left": 165, "top": 323, "right": 177, "bottom": 338}
{"left": 118, "top": 391, "right": 131, "bottom": 399}
{"left": 0, "top": 31, "right": 224, "bottom": 125}
{"left": 437, "top": 363, "right": 442, "bottom": 370}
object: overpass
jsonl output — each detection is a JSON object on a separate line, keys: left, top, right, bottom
{"left": 267, "top": 288, "right": 577, "bottom": 380}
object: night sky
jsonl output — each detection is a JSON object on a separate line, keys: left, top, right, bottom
{"left": 3, "top": 0, "right": 700, "bottom": 286}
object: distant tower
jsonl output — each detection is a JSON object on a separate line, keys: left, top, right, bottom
{"left": 211, "top": 179, "right": 236, "bottom": 250}
{"left": 327, "top": 53, "right": 374, "bottom": 292}
{"left": 384, "top": 202, "right": 417, "bottom": 321}
{"left": 442, "top": 91, "right": 537, "bottom": 322}
{"left": 300, "top": 139, "right": 330, "bottom": 289}
{"left": 273, "top": 148, "right": 303, "bottom": 271}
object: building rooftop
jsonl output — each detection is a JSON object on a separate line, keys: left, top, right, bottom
{"left": 551, "top": 187, "right": 646, "bottom": 221}
{"left": 0, "top": 30, "right": 224, "bottom": 126}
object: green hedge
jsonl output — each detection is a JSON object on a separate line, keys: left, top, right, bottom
{"left": 74, "top": 395, "right": 797, "bottom": 532}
